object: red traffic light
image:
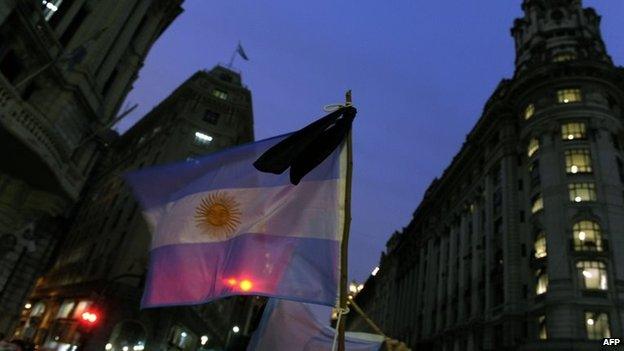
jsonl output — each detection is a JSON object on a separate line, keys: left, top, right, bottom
{"left": 80, "top": 310, "right": 99, "bottom": 325}
{"left": 224, "top": 278, "right": 254, "bottom": 292}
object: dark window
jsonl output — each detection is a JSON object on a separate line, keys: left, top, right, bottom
{"left": 0, "top": 50, "right": 23, "bottom": 83}
{"left": 612, "top": 133, "right": 621, "bottom": 150}
{"left": 491, "top": 165, "right": 501, "bottom": 186}
{"left": 530, "top": 160, "right": 540, "bottom": 186}
{"left": 617, "top": 158, "right": 624, "bottom": 183}
{"left": 519, "top": 211, "right": 525, "bottom": 223}
{"left": 607, "top": 96, "right": 618, "bottom": 111}
{"left": 518, "top": 179, "right": 524, "bottom": 191}
{"left": 494, "top": 218, "right": 503, "bottom": 236}
{"left": 203, "top": 110, "right": 220, "bottom": 124}
{"left": 493, "top": 283, "right": 504, "bottom": 306}
{"left": 522, "top": 284, "right": 528, "bottom": 298}
{"left": 481, "top": 210, "right": 486, "bottom": 230}
{"left": 551, "top": 10, "right": 564, "bottom": 21}
{"left": 493, "top": 189, "right": 502, "bottom": 215}
{"left": 20, "top": 81, "right": 38, "bottom": 100}
{"left": 59, "top": 5, "right": 88, "bottom": 46}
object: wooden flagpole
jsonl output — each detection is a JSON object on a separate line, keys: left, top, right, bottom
{"left": 337, "top": 90, "right": 354, "bottom": 351}
{"left": 348, "top": 298, "right": 387, "bottom": 338}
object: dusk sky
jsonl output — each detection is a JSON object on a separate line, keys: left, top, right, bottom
{"left": 117, "top": 0, "right": 624, "bottom": 283}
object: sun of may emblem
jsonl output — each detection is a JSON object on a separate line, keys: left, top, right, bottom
{"left": 194, "top": 192, "right": 242, "bottom": 238}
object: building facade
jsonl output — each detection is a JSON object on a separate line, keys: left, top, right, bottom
{"left": 347, "top": 1, "right": 624, "bottom": 350}
{"left": 0, "top": 0, "right": 182, "bottom": 334}
{"left": 16, "top": 66, "right": 260, "bottom": 351}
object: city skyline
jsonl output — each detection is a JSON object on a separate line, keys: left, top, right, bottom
{"left": 117, "top": 0, "right": 624, "bottom": 283}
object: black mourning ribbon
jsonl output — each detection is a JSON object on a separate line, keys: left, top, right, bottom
{"left": 253, "top": 106, "right": 357, "bottom": 185}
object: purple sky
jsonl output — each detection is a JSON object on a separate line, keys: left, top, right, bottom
{"left": 118, "top": 0, "right": 624, "bottom": 283}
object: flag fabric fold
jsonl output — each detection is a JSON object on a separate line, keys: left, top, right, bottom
{"left": 237, "top": 42, "right": 250, "bottom": 61}
{"left": 254, "top": 106, "right": 356, "bottom": 184}
{"left": 247, "top": 299, "right": 384, "bottom": 351}
{"left": 125, "top": 133, "right": 347, "bottom": 308}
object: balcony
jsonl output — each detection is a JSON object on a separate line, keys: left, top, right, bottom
{"left": 0, "top": 74, "right": 84, "bottom": 200}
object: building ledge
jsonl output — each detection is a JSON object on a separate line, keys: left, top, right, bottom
{"left": 0, "top": 74, "right": 84, "bottom": 200}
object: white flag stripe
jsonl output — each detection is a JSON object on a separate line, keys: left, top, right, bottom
{"left": 146, "top": 179, "right": 342, "bottom": 249}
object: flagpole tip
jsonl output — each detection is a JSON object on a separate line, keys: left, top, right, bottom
{"left": 345, "top": 90, "right": 352, "bottom": 106}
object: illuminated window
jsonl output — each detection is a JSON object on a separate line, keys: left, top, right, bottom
{"left": 527, "top": 138, "right": 540, "bottom": 157}
{"left": 565, "top": 149, "right": 592, "bottom": 174}
{"left": 536, "top": 269, "right": 548, "bottom": 295}
{"left": 534, "top": 231, "right": 547, "bottom": 258}
{"left": 72, "top": 301, "right": 93, "bottom": 319}
{"left": 524, "top": 104, "right": 535, "bottom": 120}
{"left": 538, "top": 315, "right": 547, "bottom": 340}
{"left": 56, "top": 300, "right": 76, "bottom": 318}
{"left": 531, "top": 194, "right": 544, "bottom": 214}
{"left": 169, "top": 326, "right": 195, "bottom": 350}
{"left": 585, "top": 312, "right": 610, "bottom": 340}
{"left": 212, "top": 89, "right": 228, "bottom": 100}
{"left": 42, "top": 0, "right": 63, "bottom": 21}
{"left": 577, "top": 261, "right": 607, "bottom": 290}
{"left": 573, "top": 221, "right": 603, "bottom": 252}
{"left": 569, "top": 183, "right": 596, "bottom": 203}
{"left": 561, "top": 122, "right": 587, "bottom": 140}
{"left": 30, "top": 302, "right": 46, "bottom": 317}
{"left": 557, "top": 89, "right": 582, "bottom": 104}
{"left": 194, "top": 131, "right": 213, "bottom": 146}
{"left": 553, "top": 52, "right": 577, "bottom": 62}
{"left": 529, "top": 160, "right": 540, "bottom": 185}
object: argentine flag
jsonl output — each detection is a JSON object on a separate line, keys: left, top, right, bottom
{"left": 126, "top": 133, "right": 347, "bottom": 308}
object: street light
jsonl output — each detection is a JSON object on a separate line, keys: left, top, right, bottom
{"left": 232, "top": 326, "right": 240, "bottom": 333}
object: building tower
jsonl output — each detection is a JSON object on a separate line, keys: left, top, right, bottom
{"left": 18, "top": 66, "right": 258, "bottom": 351}
{"left": 0, "top": 0, "right": 183, "bottom": 334}
{"left": 347, "top": 1, "right": 624, "bottom": 350}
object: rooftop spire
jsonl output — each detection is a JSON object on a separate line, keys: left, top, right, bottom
{"left": 511, "top": 0, "right": 611, "bottom": 74}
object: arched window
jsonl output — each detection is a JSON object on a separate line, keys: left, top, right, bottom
{"left": 536, "top": 268, "right": 548, "bottom": 295}
{"left": 531, "top": 194, "right": 544, "bottom": 214}
{"left": 30, "top": 302, "right": 46, "bottom": 317}
{"left": 524, "top": 103, "right": 535, "bottom": 120}
{"left": 527, "top": 138, "right": 540, "bottom": 157}
{"left": 534, "top": 231, "right": 547, "bottom": 258}
{"left": 573, "top": 221, "right": 603, "bottom": 251}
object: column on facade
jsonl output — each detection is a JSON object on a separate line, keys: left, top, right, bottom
{"left": 538, "top": 121, "right": 575, "bottom": 339}
{"left": 592, "top": 126, "right": 624, "bottom": 337}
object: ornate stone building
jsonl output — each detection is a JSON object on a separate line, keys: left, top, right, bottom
{"left": 16, "top": 66, "right": 260, "bottom": 350}
{"left": 0, "top": 0, "right": 182, "bottom": 335}
{"left": 347, "top": 1, "right": 624, "bottom": 350}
